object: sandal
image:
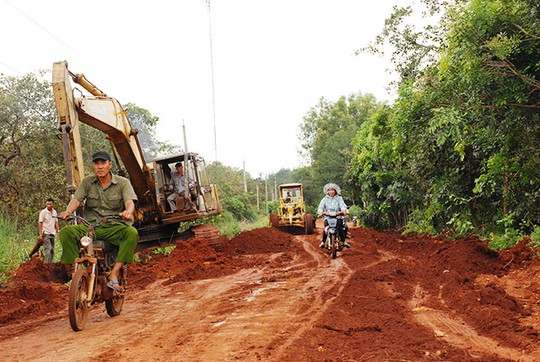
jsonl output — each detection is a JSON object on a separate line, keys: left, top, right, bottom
{"left": 107, "top": 279, "right": 121, "bottom": 291}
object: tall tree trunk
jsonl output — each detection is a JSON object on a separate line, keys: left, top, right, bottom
{"left": 502, "top": 174, "right": 509, "bottom": 216}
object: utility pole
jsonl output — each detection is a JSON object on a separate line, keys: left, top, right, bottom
{"left": 265, "top": 174, "right": 268, "bottom": 214}
{"left": 256, "top": 184, "right": 260, "bottom": 210}
{"left": 206, "top": 0, "right": 218, "bottom": 161}
{"left": 274, "top": 175, "right": 277, "bottom": 201}
{"left": 243, "top": 160, "right": 247, "bottom": 193}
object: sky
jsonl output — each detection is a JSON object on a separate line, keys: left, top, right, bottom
{"left": 0, "top": 0, "right": 405, "bottom": 177}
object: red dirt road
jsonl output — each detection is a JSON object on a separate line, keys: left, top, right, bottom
{"left": 1, "top": 222, "right": 540, "bottom": 361}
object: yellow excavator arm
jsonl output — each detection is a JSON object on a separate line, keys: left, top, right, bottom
{"left": 52, "top": 60, "right": 155, "bottom": 213}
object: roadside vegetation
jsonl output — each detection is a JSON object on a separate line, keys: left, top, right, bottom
{"left": 1, "top": 0, "right": 539, "bottom": 277}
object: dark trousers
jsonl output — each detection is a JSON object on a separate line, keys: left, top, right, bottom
{"left": 29, "top": 234, "right": 55, "bottom": 263}
{"left": 322, "top": 218, "right": 347, "bottom": 242}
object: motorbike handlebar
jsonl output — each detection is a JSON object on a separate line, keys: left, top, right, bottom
{"left": 317, "top": 211, "right": 345, "bottom": 218}
{"left": 63, "top": 214, "right": 122, "bottom": 227}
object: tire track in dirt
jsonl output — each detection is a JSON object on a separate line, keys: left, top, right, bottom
{"left": 410, "top": 283, "right": 537, "bottom": 361}
{"left": 373, "top": 247, "right": 538, "bottom": 361}
{"left": 0, "top": 234, "right": 354, "bottom": 361}
{"left": 267, "top": 235, "right": 354, "bottom": 360}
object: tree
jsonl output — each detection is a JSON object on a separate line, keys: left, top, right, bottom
{"left": 125, "top": 103, "right": 180, "bottom": 161}
{"left": 0, "top": 72, "right": 66, "bottom": 222}
{"left": 207, "top": 162, "right": 257, "bottom": 221}
{"left": 0, "top": 72, "right": 184, "bottom": 226}
{"left": 298, "top": 93, "right": 383, "bottom": 207}
{"left": 352, "top": 0, "right": 540, "bottom": 236}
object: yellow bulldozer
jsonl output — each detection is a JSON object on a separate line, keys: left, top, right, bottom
{"left": 270, "top": 183, "right": 314, "bottom": 234}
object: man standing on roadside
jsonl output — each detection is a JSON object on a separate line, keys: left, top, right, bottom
{"left": 30, "top": 198, "right": 60, "bottom": 263}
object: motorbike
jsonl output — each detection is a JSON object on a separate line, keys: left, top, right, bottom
{"left": 65, "top": 215, "right": 127, "bottom": 331}
{"left": 322, "top": 211, "right": 345, "bottom": 259}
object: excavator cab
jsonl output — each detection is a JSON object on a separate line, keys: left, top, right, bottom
{"left": 153, "top": 152, "right": 221, "bottom": 223}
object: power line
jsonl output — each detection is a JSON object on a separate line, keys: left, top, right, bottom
{"left": 5, "top": 0, "right": 86, "bottom": 60}
{"left": 0, "top": 60, "right": 22, "bottom": 74}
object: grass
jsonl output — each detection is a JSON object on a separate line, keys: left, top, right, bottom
{"left": 0, "top": 211, "right": 65, "bottom": 282}
{"left": 239, "top": 214, "right": 271, "bottom": 231}
{"left": 0, "top": 214, "right": 33, "bottom": 281}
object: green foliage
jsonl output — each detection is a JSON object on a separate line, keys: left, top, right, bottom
{"left": 529, "top": 226, "right": 540, "bottom": 252}
{"left": 403, "top": 209, "right": 438, "bottom": 236}
{"left": 153, "top": 245, "right": 176, "bottom": 256}
{"left": 298, "top": 93, "right": 385, "bottom": 209}
{"left": 345, "top": 0, "right": 540, "bottom": 242}
{"left": 531, "top": 226, "right": 540, "bottom": 244}
{"left": 207, "top": 162, "right": 259, "bottom": 221}
{"left": 347, "top": 205, "right": 361, "bottom": 218}
{"left": 239, "top": 213, "right": 273, "bottom": 231}
{"left": 267, "top": 200, "right": 279, "bottom": 214}
{"left": 211, "top": 210, "right": 241, "bottom": 239}
{"left": 0, "top": 210, "right": 35, "bottom": 280}
{"left": 446, "top": 213, "right": 475, "bottom": 237}
{"left": 358, "top": 1, "right": 452, "bottom": 83}
{"left": 0, "top": 72, "right": 67, "bottom": 225}
{"left": 488, "top": 228, "right": 522, "bottom": 251}
{"left": 125, "top": 103, "right": 180, "bottom": 161}
{"left": 219, "top": 183, "right": 257, "bottom": 221}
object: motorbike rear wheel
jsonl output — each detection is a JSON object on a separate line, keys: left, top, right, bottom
{"left": 105, "top": 273, "right": 125, "bottom": 317}
{"left": 68, "top": 268, "right": 91, "bottom": 331}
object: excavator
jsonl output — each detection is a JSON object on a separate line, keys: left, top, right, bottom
{"left": 52, "top": 60, "right": 221, "bottom": 247}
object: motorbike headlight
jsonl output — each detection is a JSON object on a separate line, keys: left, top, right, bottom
{"left": 80, "top": 235, "right": 92, "bottom": 247}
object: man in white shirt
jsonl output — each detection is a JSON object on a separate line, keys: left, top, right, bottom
{"left": 36, "top": 198, "right": 59, "bottom": 263}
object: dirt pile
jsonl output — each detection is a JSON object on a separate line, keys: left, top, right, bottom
{"left": 129, "top": 227, "right": 294, "bottom": 287}
{"left": 0, "top": 226, "right": 295, "bottom": 326}
{"left": 0, "top": 258, "right": 68, "bottom": 325}
{"left": 282, "top": 228, "right": 540, "bottom": 361}
{"left": 2, "top": 225, "right": 540, "bottom": 361}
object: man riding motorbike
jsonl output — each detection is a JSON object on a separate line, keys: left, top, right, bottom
{"left": 317, "top": 183, "right": 350, "bottom": 249}
{"left": 59, "top": 151, "right": 139, "bottom": 290}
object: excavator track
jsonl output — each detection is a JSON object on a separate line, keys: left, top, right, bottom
{"left": 191, "top": 224, "right": 222, "bottom": 251}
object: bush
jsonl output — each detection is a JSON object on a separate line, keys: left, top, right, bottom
{"left": 211, "top": 211, "right": 241, "bottom": 239}
{"left": 488, "top": 228, "right": 522, "bottom": 250}
{"left": 528, "top": 225, "right": 540, "bottom": 250}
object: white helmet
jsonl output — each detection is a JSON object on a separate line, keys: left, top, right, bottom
{"left": 323, "top": 183, "right": 341, "bottom": 195}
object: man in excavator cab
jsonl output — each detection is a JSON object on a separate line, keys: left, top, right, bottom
{"left": 166, "top": 162, "right": 197, "bottom": 212}
{"left": 167, "top": 162, "right": 186, "bottom": 212}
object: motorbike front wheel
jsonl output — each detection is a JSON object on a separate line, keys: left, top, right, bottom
{"left": 68, "top": 267, "right": 91, "bottom": 331}
{"left": 330, "top": 233, "right": 338, "bottom": 259}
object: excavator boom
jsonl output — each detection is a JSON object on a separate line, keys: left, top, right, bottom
{"left": 52, "top": 61, "right": 221, "bottom": 246}
{"left": 53, "top": 61, "right": 152, "bottom": 206}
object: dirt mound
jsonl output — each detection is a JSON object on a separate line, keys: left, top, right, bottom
{"left": 129, "top": 227, "right": 294, "bottom": 287}
{"left": 2, "top": 225, "right": 540, "bottom": 360}
{"left": 0, "top": 258, "right": 68, "bottom": 325}
{"left": 0, "top": 227, "right": 295, "bottom": 327}
{"left": 12, "top": 257, "right": 69, "bottom": 283}
{"left": 499, "top": 236, "right": 537, "bottom": 267}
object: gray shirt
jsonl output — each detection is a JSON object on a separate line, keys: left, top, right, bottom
{"left": 171, "top": 172, "right": 186, "bottom": 194}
